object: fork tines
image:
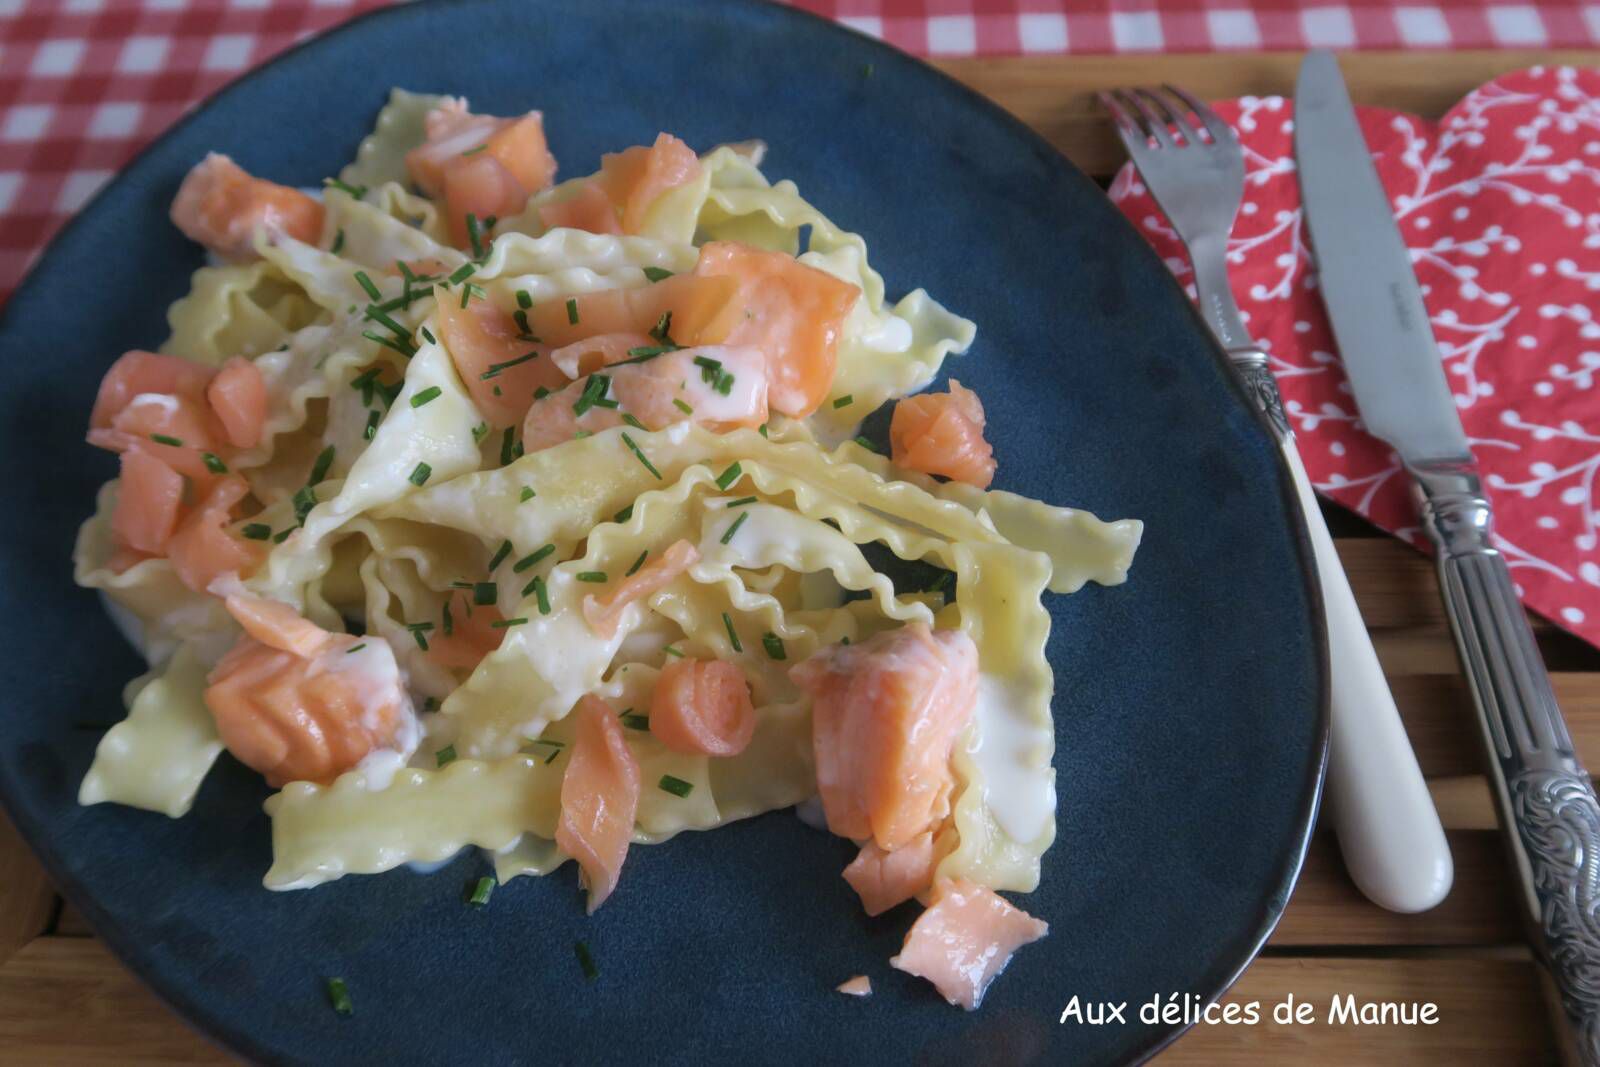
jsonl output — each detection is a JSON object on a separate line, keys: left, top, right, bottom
{"left": 1100, "top": 86, "right": 1234, "bottom": 150}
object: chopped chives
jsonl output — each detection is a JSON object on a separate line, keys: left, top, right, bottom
{"left": 242, "top": 523, "right": 272, "bottom": 541}
{"left": 465, "top": 214, "right": 487, "bottom": 259}
{"left": 572, "top": 374, "right": 611, "bottom": 417}
{"left": 516, "top": 290, "right": 532, "bottom": 309}
{"left": 490, "top": 617, "right": 528, "bottom": 629}
{"left": 565, "top": 297, "right": 579, "bottom": 324}
{"left": 354, "top": 271, "right": 381, "bottom": 301}
{"left": 758, "top": 422, "right": 769, "bottom": 438}
{"left": 613, "top": 504, "right": 633, "bottom": 524}
{"left": 273, "top": 527, "right": 294, "bottom": 544}
{"left": 624, "top": 345, "right": 673, "bottom": 359}
{"left": 423, "top": 696, "right": 440, "bottom": 712}
{"left": 529, "top": 738, "right": 566, "bottom": 763}
{"left": 472, "top": 421, "right": 490, "bottom": 443}
{"left": 625, "top": 550, "right": 648, "bottom": 577}
{"left": 619, "top": 432, "right": 662, "bottom": 479}
{"left": 726, "top": 495, "right": 758, "bottom": 508}
{"left": 722, "top": 612, "right": 742, "bottom": 652}
{"left": 530, "top": 576, "right": 550, "bottom": 615}
{"left": 473, "top": 581, "right": 497, "bottom": 606}
{"left": 150, "top": 433, "right": 183, "bottom": 447}
{"left": 519, "top": 487, "right": 536, "bottom": 502}
{"left": 323, "top": 177, "right": 367, "bottom": 199}
{"left": 658, "top": 774, "right": 694, "bottom": 798}
{"left": 832, "top": 394, "right": 854, "bottom": 409}
{"left": 513, "top": 309, "right": 532, "bottom": 336}
{"left": 447, "top": 262, "right": 477, "bottom": 286}
{"left": 410, "top": 386, "right": 442, "bottom": 408}
{"left": 642, "top": 266, "right": 673, "bottom": 283}
{"left": 663, "top": 645, "right": 684, "bottom": 658}
{"left": 442, "top": 598, "right": 454, "bottom": 636}
{"left": 720, "top": 511, "right": 750, "bottom": 545}
{"left": 513, "top": 544, "right": 555, "bottom": 572}
{"left": 350, "top": 366, "right": 380, "bottom": 398}
{"left": 330, "top": 229, "right": 345, "bottom": 255}
{"left": 420, "top": 326, "right": 436, "bottom": 345}
{"left": 853, "top": 435, "right": 879, "bottom": 453}
{"left": 292, "top": 485, "right": 317, "bottom": 525}
{"left": 620, "top": 712, "right": 650, "bottom": 731}
{"left": 693, "top": 355, "right": 722, "bottom": 381}
{"left": 715, "top": 462, "right": 742, "bottom": 490}
{"left": 467, "top": 876, "right": 495, "bottom": 906}
{"left": 621, "top": 412, "right": 645, "bottom": 429}
{"left": 762, "top": 632, "right": 787, "bottom": 660}
{"left": 363, "top": 329, "right": 417, "bottom": 359}
{"left": 377, "top": 380, "right": 403, "bottom": 409}
{"left": 364, "top": 305, "right": 412, "bottom": 343}
{"left": 575, "top": 571, "right": 608, "bottom": 583}
{"left": 533, "top": 385, "right": 550, "bottom": 400}
{"left": 500, "top": 427, "right": 517, "bottom": 465}
{"left": 345, "top": 643, "right": 367, "bottom": 654}
{"left": 573, "top": 430, "right": 592, "bottom": 439}
{"left": 325, "top": 977, "right": 354, "bottom": 1017}
{"left": 308, "top": 445, "right": 335, "bottom": 485}
{"left": 672, "top": 398, "right": 693, "bottom": 415}
{"left": 364, "top": 410, "right": 380, "bottom": 440}
{"left": 459, "top": 282, "right": 486, "bottom": 308}
{"left": 408, "top": 461, "right": 432, "bottom": 486}
{"left": 487, "top": 539, "right": 513, "bottom": 571}
{"left": 480, "top": 350, "right": 540, "bottom": 380}
{"left": 574, "top": 941, "right": 599, "bottom": 982}
{"left": 201, "top": 452, "right": 228, "bottom": 474}
{"left": 410, "top": 627, "right": 430, "bottom": 651}
{"left": 650, "top": 310, "right": 673, "bottom": 343}
{"left": 436, "top": 744, "right": 457, "bottom": 768}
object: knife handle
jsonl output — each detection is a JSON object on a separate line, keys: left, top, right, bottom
{"left": 1416, "top": 460, "right": 1600, "bottom": 1066}
{"left": 1281, "top": 440, "right": 1453, "bottom": 913}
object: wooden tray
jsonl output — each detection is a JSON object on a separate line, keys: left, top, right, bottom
{"left": 4, "top": 48, "right": 1598, "bottom": 1064}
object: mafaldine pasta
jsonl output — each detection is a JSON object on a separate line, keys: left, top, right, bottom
{"left": 72, "top": 89, "right": 1143, "bottom": 1011}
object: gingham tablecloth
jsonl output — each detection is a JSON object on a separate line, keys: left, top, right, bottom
{"left": 3, "top": 0, "right": 1599, "bottom": 305}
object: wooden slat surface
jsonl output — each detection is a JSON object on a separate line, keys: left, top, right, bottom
{"left": 6, "top": 48, "right": 1600, "bottom": 1064}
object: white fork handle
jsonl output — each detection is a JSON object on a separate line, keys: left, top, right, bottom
{"left": 1283, "top": 438, "right": 1454, "bottom": 913}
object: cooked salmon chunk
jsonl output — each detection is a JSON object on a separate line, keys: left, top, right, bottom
{"left": 648, "top": 657, "right": 757, "bottom": 758}
{"left": 842, "top": 832, "right": 938, "bottom": 917}
{"left": 890, "top": 878, "right": 1048, "bottom": 1010}
{"left": 790, "top": 622, "right": 978, "bottom": 851}
{"left": 170, "top": 153, "right": 324, "bottom": 261}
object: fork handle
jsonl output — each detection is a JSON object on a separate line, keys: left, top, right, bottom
{"left": 1282, "top": 436, "right": 1455, "bottom": 912}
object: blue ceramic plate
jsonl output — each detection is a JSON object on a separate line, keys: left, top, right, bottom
{"left": 0, "top": 1, "right": 1326, "bottom": 1063}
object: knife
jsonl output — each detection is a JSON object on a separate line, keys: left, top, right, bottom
{"left": 1296, "top": 50, "right": 1600, "bottom": 1065}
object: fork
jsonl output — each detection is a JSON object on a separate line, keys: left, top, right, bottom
{"left": 1102, "top": 86, "right": 1453, "bottom": 914}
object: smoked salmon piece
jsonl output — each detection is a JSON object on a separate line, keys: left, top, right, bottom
{"left": 111, "top": 450, "right": 184, "bottom": 556}
{"left": 842, "top": 832, "right": 938, "bottom": 917}
{"left": 170, "top": 153, "right": 324, "bottom": 262}
{"left": 790, "top": 622, "right": 978, "bottom": 851}
{"left": 167, "top": 476, "right": 265, "bottom": 594}
{"left": 405, "top": 100, "right": 557, "bottom": 248}
{"left": 889, "top": 878, "right": 1048, "bottom": 1010}
{"left": 548, "top": 332, "right": 655, "bottom": 378}
{"left": 836, "top": 976, "right": 873, "bottom": 997}
{"left": 205, "top": 596, "right": 412, "bottom": 787}
{"left": 890, "top": 380, "right": 996, "bottom": 490}
{"left": 538, "top": 182, "right": 622, "bottom": 235}
{"left": 206, "top": 356, "right": 268, "bottom": 450}
{"left": 433, "top": 294, "right": 563, "bottom": 428}
{"left": 525, "top": 274, "right": 742, "bottom": 349}
{"left": 581, "top": 540, "right": 700, "bottom": 640}
{"left": 693, "top": 241, "right": 861, "bottom": 418}
{"left": 648, "top": 657, "right": 756, "bottom": 758}
{"left": 425, "top": 591, "right": 506, "bottom": 672}
{"left": 596, "top": 133, "right": 702, "bottom": 234}
{"left": 521, "top": 346, "right": 768, "bottom": 452}
{"left": 555, "top": 694, "right": 642, "bottom": 913}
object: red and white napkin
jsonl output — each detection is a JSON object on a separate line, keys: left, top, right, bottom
{"left": 1110, "top": 66, "right": 1600, "bottom": 650}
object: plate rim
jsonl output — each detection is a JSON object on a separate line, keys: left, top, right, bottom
{"left": 0, "top": 1, "right": 1330, "bottom": 1063}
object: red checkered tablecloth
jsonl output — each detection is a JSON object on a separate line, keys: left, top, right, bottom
{"left": 3, "top": 0, "right": 1599, "bottom": 305}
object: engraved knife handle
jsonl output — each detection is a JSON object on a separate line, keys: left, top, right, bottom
{"left": 1415, "top": 458, "right": 1600, "bottom": 1066}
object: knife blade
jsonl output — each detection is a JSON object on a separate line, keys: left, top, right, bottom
{"left": 1296, "top": 50, "right": 1600, "bottom": 1067}
{"left": 1293, "top": 51, "right": 1471, "bottom": 468}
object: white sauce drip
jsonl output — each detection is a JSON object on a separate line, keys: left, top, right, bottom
{"left": 967, "top": 673, "right": 1055, "bottom": 844}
